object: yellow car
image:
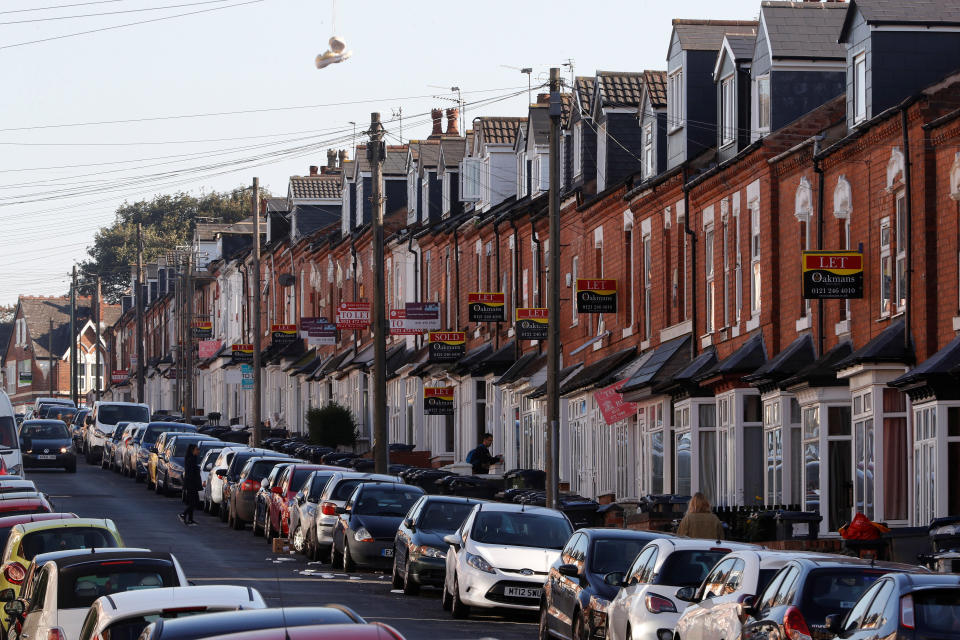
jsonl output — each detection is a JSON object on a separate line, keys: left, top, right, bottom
{"left": 0, "top": 518, "right": 122, "bottom": 603}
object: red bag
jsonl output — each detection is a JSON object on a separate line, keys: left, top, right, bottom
{"left": 839, "top": 512, "right": 883, "bottom": 540}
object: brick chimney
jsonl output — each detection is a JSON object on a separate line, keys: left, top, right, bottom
{"left": 446, "top": 108, "right": 460, "bottom": 136}
{"left": 338, "top": 149, "right": 348, "bottom": 166}
{"left": 537, "top": 93, "right": 550, "bottom": 104}
{"left": 430, "top": 108, "right": 444, "bottom": 137}
{"left": 309, "top": 165, "right": 319, "bottom": 176}
{"left": 326, "top": 149, "right": 337, "bottom": 169}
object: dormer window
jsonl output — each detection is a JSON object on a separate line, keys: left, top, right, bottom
{"left": 441, "top": 173, "right": 451, "bottom": 218}
{"left": 573, "top": 122, "right": 583, "bottom": 178}
{"left": 668, "top": 69, "right": 684, "bottom": 131}
{"left": 407, "top": 171, "right": 417, "bottom": 222}
{"left": 460, "top": 158, "right": 480, "bottom": 202}
{"left": 854, "top": 52, "right": 867, "bottom": 123}
{"left": 721, "top": 75, "right": 735, "bottom": 147}
{"left": 756, "top": 75, "right": 770, "bottom": 132}
{"left": 643, "top": 123, "right": 654, "bottom": 178}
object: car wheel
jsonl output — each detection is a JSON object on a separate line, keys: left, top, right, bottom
{"left": 573, "top": 611, "right": 588, "bottom": 640}
{"left": 292, "top": 526, "right": 305, "bottom": 553}
{"left": 264, "top": 516, "right": 273, "bottom": 542}
{"left": 402, "top": 565, "right": 420, "bottom": 596}
{"left": 219, "top": 502, "right": 229, "bottom": 523}
{"left": 252, "top": 514, "right": 263, "bottom": 537}
{"left": 330, "top": 542, "right": 342, "bottom": 568}
{"left": 341, "top": 542, "right": 355, "bottom": 572}
{"left": 441, "top": 580, "right": 453, "bottom": 611}
{"left": 306, "top": 530, "right": 317, "bottom": 559}
{"left": 539, "top": 604, "right": 552, "bottom": 640}
{"left": 451, "top": 575, "right": 470, "bottom": 619}
{"left": 391, "top": 554, "right": 404, "bottom": 589}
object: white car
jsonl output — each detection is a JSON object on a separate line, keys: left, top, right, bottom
{"left": 672, "top": 549, "right": 826, "bottom": 640}
{"left": 84, "top": 402, "right": 150, "bottom": 465}
{"left": 0, "top": 390, "right": 23, "bottom": 477}
{"left": 442, "top": 503, "right": 574, "bottom": 619}
{"left": 77, "top": 584, "right": 267, "bottom": 640}
{"left": 204, "top": 446, "right": 249, "bottom": 515}
{"left": 7, "top": 548, "right": 187, "bottom": 640}
{"left": 313, "top": 472, "right": 400, "bottom": 556}
{"left": 605, "top": 538, "right": 761, "bottom": 640}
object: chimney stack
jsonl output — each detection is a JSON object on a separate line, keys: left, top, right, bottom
{"left": 430, "top": 108, "right": 444, "bottom": 137}
{"left": 445, "top": 108, "right": 460, "bottom": 136}
{"left": 309, "top": 165, "right": 319, "bottom": 176}
{"left": 537, "top": 93, "right": 550, "bottom": 104}
{"left": 326, "top": 149, "right": 337, "bottom": 169}
{"left": 338, "top": 149, "right": 348, "bottom": 166}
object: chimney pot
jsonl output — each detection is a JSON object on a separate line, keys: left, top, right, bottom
{"left": 536, "top": 93, "right": 550, "bottom": 104}
{"left": 326, "top": 149, "right": 337, "bottom": 169}
{"left": 309, "top": 165, "right": 319, "bottom": 176}
{"left": 445, "top": 108, "right": 460, "bottom": 136}
{"left": 338, "top": 149, "right": 348, "bottom": 166}
{"left": 430, "top": 108, "right": 444, "bottom": 137}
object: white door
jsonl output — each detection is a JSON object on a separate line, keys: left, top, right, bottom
{"left": 19, "top": 565, "right": 53, "bottom": 640}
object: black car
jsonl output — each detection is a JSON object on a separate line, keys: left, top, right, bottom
{"left": 251, "top": 462, "right": 292, "bottom": 536}
{"left": 155, "top": 434, "right": 219, "bottom": 495}
{"left": 70, "top": 409, "right": 90, "bottom": 451}
{"left": 217, "top": 448, "right": 288, "bottom": 523}
{"left": 134, "top": 422, "right": 197, "bottom": 483}
{"left": 18, "top": 420, "right": 76, "bottom": 472}
{"left": 540, "top": 528, "right": 674, "bottom": 640}
{"left": 137, "top": 606, "right": 364, "bottom": 640}
{"left": 742, "top": 556, "right": 924, "bottom": 640}
{"left": 391, "top": 495, "right": 481, "bottom": 594}
{"left": 331, "top": 482, "right": 426, "bottom": 571}
{"left": 825, "top": 572, "right": 960, "bottom": 640}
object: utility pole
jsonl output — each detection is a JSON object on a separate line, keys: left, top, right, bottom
{"left": 94, "top": 275, "right": 102, "bottom": 402}
{"left": 545, "top": 68, "right": 562, "bottom": 510}
{"left": 48, "top": 318, "right": 55, "bottom": 397}
{"left": 70, "top": 266, "right": 77, "bottom": 406}
{"left": 184, "top": 251, "right": 194, "bottom": 421}
{"left": 174, "top": 267, "right": 181, "bottom": 413}
{"left": 369, "top": 112, "right": 388, "bottom": 474}
{"left": 136, "top": 223, "right": 145, "bottom": 404}
{"left": 251, "top": 177, "right": 263, "bottom": 446}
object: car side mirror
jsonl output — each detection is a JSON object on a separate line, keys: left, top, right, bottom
{"left": 443, "top": 533, "right": 461, "bottom": 550}
{"left": 335, "top": 506, "right": 347, "bottom": 515}
{"left": 215, "top": 469, "right": 227, "bottom": 478}
{"left": 402, "top": 517, "right": 414, "bottom": 530}
{"left": 603, "top": 571, "right": 626, "bottom": 587}
{"left": 3, "top": 600, "right": 23, "bottom": 617}
{"left": 825, "top": 613, "right": 844, "bottom": 634}
{"left": 738, "top": 594, "right": 759, "bottom": 621}
{"left": 0, "top": 588, "right": 14, "bottom": 602}
{"left": 675, "top": 586, "right": 699, "bottom": 603}
{"left": 296, "top": 493, "right": 305, "bottom": 504}
{"left": 557, "top": 563, "right": 580, "bottom": 578}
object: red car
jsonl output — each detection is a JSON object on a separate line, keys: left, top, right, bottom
{"left": 267, "top": 464, "right": 336, "bottom": 539}
{"left": 203, "top": 623, "right": 406, "bottom": 640}
{"left": 0, "top": 495, "right": 54, "bottom": 518}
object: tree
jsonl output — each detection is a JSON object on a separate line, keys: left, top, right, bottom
{"left": 78, "top": 187, "right": 262, "bottom": 302}
{"left": 305, "top": 403, "right": 359, "bottom": 449}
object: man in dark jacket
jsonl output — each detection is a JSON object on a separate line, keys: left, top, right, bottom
{"left": 467, "top": 433, "right": 502, "bottom": 475}
{"left": 178, "top": 444, "right": 201, "bottom": 525}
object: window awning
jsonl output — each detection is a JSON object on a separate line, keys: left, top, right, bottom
{"left": 694, "top": 332, "right": 766, "bottom": 386}
{"left": 890, "top": 332, "right": 960, "bottom": 401}
{"left": 835, "top": 318, "right": 914, "bottom": 371}
{"left": 284, "top": 348, "right": 318, "bottom": 373}
{"left": 780, "top": 341, "right": 852, "bottom": 390}
{"left": 495, "top": 352, "right": 545, "bottom": 386}
{"left": 619, "top": 335, "right": 691, "bottom": 399}
{"left": 743, "top": 334, "right": 815, "bottom": 393}
{"left": 454, "top": 341, "right": 517, "bottom": 377}
{"left": 559, "top": 346, "right": 637, "bottom": 396}
{"left": 528, "top": 363, "right": 582, "bottom": 399}
{"left": 653, "top": 346, "right": 717, "bottom": 397}
{"left": 310, "top": 348, "right": 353, "bottom": 381}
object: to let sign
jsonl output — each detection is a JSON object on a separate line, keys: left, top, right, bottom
{"left": 271, "top": 324, "right": 298, "bottom": 346}
{"left": 424, "top": 387, "right": 455, "bottom": 416}
{"left": 594, "top": 379, "right": 638, "bottom": 425}
{"left": 336, "top": 302, "right": 371, "bottom": 330}
{"left": 389, "top": 310, "right": 419, "bottom": 336}
{"left": 231, "top": 343, "right": 254, "bottom": 364}
{"left": 468, "top": 292, "right": 505, "bottom": 322}
{"left": 111, "top": 370, "right": 128, "bottom": 385}
{"left": 802, "top": 251, "right": 863, "bottom": 299}
{"left": 308, "top": 318, "right": 336, "bottom": 346}
{"left": 428, "top": 331, "right": 466, "bottom": 363}
{"left": 576, "top": 279, "right": 617, "bottom": 313}
{"left": 516, "top": 308, "right": 548, "bottom": 340}
{"left": 198, "top": 339, "right": 222, "bottom": 360}
{"left": 191, "top": 320, "right": 212, "bottom": 339}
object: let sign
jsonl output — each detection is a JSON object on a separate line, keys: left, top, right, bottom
{"left": 468, "top": 292, "right": 505, "bottom": 322}
{"left": 802, "top": 251, "right": 863, "bottom": 299}
{"left": 336, "top": 302, "right": 371, "bottom": 330}
{"left": 424, "top": 387, "right": 454, "bottom": 416}
{"left": 576, "top": 279, "right": 617, "bottom": 313}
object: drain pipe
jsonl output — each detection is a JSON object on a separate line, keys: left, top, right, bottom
{"left": 901, "top": 108, "right": 913, "bottom": 353}
{"left": 406, "top": 230, "right": 419, "bottom": 349}
{"left": 509, "top": 217, "right": 521, "bottom": 360}
{"left": 682, "top": 166, "right": 697, "bottom": 360}
{"left": 350, "top": 236, "right": 359, "bottom": 350}
{"left": 530, "top": 219, "right": 542, "bottom": 308}
{"left": 493, "top": 218, "right": 502, "bottom": 351}
{"left": 453, "top": 227, "right": 462, "bottom": 329}
{"left": 813, "top": 135, "right": 826, "bottom": 357}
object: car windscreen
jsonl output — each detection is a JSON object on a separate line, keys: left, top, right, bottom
{"left": 201, "top": 451, "right": 222, "bottom": 471}
{"left": 289, "top": 469, "right": 315, "bottom": 492}
{"left": 58, "top": 559, "right": 177, "bottom": 609}
{"left": 911, "top": 588, "right": 960, "bottom": 634}
{"left": 21, "top": 422, "right": 69, "bottom": 439}
{"left": 228, "top": 453, "right": 259, "bottom": 480}
{"left": 144, "top": 425, "right": 194, "bottom": 444}
{"left": 418, "top": 501, "right": 475, "bottom": 533}
{"left": 247, "top": 460, "right": 282, "bottom": 481}
{"left": 655, "top": 550, "right": 730, "bottom": 587}
{"left": 0, "top": 417, "right": 17, "bottom": 449}
{"left": 172, "top": 439, "right": 202, "bottom": 456}
{"left": 331, "top": 479, "right": 370, "bottom": 501}
{"left": 20, "top": 526, "right": 118, "bottom": 560}
{"left": 800, "top": 569, "right": 888, "bottom": 624}
{"left": 98, "top": 406, "right": 150, "bottom": 426}
{"left": 352, "top": 487, "right": 423, "bottom": 516}
{"left": 471, "top": 512, "right": 573, "bottom": 549}
{"left": 307, "top": 473, "right": 334, "bottom": 497}
{"left": 590, "top": 538, "right": 652, "bottom": 575}
{"left": 104, "top": 609, "right": 225, "bottom": 640}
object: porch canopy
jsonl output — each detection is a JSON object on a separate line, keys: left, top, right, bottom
{"left": 619, "top": 335, "right": 691, "bottom": 401}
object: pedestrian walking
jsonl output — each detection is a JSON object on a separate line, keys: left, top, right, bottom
{"left": 466, "top": 433, "right": 502, "bottom": 475}
{"left": 178, "top": 443, "right": 201, "bottom": 526}
{"left": 677, "top": 492, "right": 724, "bottom": 539}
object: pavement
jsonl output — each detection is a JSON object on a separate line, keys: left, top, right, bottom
{"left": 28, "top": 462, "right": 538, "bottom": 640}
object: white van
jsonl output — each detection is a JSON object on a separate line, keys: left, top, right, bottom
{"left": 84, "top": 401, "right": 150, "bottom": 465}
{"left": 0, "top": 390, "right": 23, "bottom": 475}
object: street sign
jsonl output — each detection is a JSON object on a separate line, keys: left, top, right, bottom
{"left": 231, "top": 343, "right": 254, "bottom": 364}
{"left": 428, "top": 331, "right": 466, "bottom": 362}
{"left": 225, "top": 369, "right": 242, "bottom": 385}
{"left": 515, "top": 307, "right": 548, "bottom": 340}
{"left": 405, "top": 302, "right": 441, "bottom": 329}
{"left": 802, "top": 251, "right": 864, "bottom": 299}
{"left": 467, "top": 292, "right": 505, "bottom": 322}
{"left": 424, "top": 386, "right": 454, "bottom": 415}
{"left": 241, "top": 364, "right": 254, "bottom": 390}
{"left": 576, "top": 279, "right": 617, "bottom": 313}
{"left": 300, "top": 317, "right": 321, "bottom": 338}
{"left": 336, "top": 302, "right": 371, "bottom": 330}
{"left": 191, "top": 320, "right": 212, "bottom": 339}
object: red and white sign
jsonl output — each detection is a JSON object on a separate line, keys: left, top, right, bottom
{"left": 198, "top": 339, "right": 222, "bottom": 360}
{"left": 111, "top": 370, "right": 128, "bottom": 385}
{"left": 389, "top": 309, "right": 419, "bottom": 335}
{"left": 595, "top": 379, "right": 638, "bottom": 426}
{"left": 336, "top": 302, "right": 371, "bottom": 330}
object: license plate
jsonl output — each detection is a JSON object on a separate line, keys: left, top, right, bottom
{"left": 36, "top": 455, "right": 56, "bottom": 460}
{"left": 381, "top": 548, "right": 394, "bottom": 557}
{"left": 504, "top": 586, "right": 541, "bottom": 599}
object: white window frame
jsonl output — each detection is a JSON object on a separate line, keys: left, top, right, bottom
{"left": 854, "top": 52, "right": 867, "bottom": 124}
{"left": 643, "top": 122, "right": 654, "bottom": 178}
{"left": 750, "top": 203, "right": 761, "bottom": 317}
{"left": 880, "top": 216, "right": 892, "bottom": 317}
{"left": 442, "top": 172, "right": 451, "bottom": 218}
{"left": 705, "top": 224, "right": 715, "bottom": 333}
{"left": 643, "top": 233, "right": 652, "bottom": 340}
{"left": 597, "top": 120, "right": 608, "bottom": 192}
{"left": 573, "top": 122, "right": 583, "bottom": 178}
{"left": 668, "top": 69, "right": 684, "bottom": 131}
{"left": 571, "top": 255, "right": 579, "bottom": 327}
{"left": 624, "top": 219, "right": 635, "bottom": 331}
{"left": 407, "top": 171, "right": 418, "bottom": 223}
{"left": 721, "top": 75, "right": 736, "bottom": 147}
{"left": 895, "top": 192, "right": 906, "bottom": 313}
{"left": 756, "top": 75, "right": 771, "bottom": 133}
{"left": 735, "top": 206, "right": 743, "bottom": 323}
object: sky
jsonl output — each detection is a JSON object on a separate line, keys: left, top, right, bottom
{"left": 0, "top": 0, "right": 763, "bottom": 306}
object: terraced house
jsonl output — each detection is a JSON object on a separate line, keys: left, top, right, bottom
{"left": 103, "top": 0, "right": 960, "bottom": 534}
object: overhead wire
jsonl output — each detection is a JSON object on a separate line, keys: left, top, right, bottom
{"left": 0, "top": 0, "right": 234, "bottom": 25}
{"left": 0, "top": 1, "right": 122, "bottom": 15}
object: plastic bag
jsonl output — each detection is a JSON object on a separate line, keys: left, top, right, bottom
{"left": 839, "top": 512, "right": 888, "bottom": 540}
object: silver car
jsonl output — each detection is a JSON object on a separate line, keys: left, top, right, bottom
{"left": 289, "top": 470, "right": 338, "bottom": 559}
{"left": 312, "top": 471, "right": 400, "bottom": 559}
{"left": 119, "top": 423, "right": 146, "bottom": 477}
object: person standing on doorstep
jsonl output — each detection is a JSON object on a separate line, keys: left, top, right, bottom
{"left": 179, "top": 444, "right": 201, "bottom": 526}
{"left": 677, "top": 492, "right": 725, "bottom": 539}
{"left": 467, "top": 432, "right": 502, "bottom": 475}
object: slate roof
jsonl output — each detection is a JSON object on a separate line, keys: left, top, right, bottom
{"left": 529, "top": 363, "right": 582, "bottom": 399}
{"left": 781, "top": 341, "right": 853, "bottom": 389}
{"left": 835, "top": 319, "right": 913, "bottom": 369}
{"left": 439, "top": 137, "right": 467, "bottom": 168}
{"left": 643, "top": 70, "right": 668, "bottom": 109}
{"left": 694, "top": 332, "right": 767, "bottom": 383}
{"left": 846, "top": 0, "right": 960, "bottom": 25}
{"left": 620, "top": 335, "right": 690, "bottom": 393}
{"left": 15, "top": 296, "right": 120, "bottom": 360}
{"left": 266, "top": 197, "right": 289, "bottom": 213}
{"left": 761, "top": 1, "right": 848, "bottom": 60}
{"left": 574, "top": 76, "right": 596, "bottom": 118}
{"left": 743, "top": 334, "right": 816, "bottom": 390}
{"left": 890, "top": 333, "right": 960, "bottom": 389}
{"left": 414, "top": 140, "right": 440, "bottom": 171}
{"left": 289, "top": 175, "right": 342, "bottom": 200}
{"left": 673, "top": 19, "right": 758, "bottom": 51}
{"left": 350, "top": 145, "right": 409, "bottom": 176}
{"left": 654, "top": 347, "right": 718, "bottom": 394}
{"left": 478, "top": 117, "right": 526, "bottom": 146}
{"left": 495, "top": 352, "right": 544, "bottom": 386}
{"left": 560, "top": 346, "right": 637, "bottom": 395}
{"left": 725, "top": 34, "right": 757, "bottom": 61}
{"left": 596, "top": 71, "right": 645, "bottom": 109}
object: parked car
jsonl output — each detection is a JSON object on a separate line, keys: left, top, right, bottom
{"left": 672, "top": 549, "right": 822, "bottom": 640}
{"left": 0, "top": 496, "right": 54, "bottom": 519}
{"left": 0, "top": 514, "right": 76, "bottom": 558}
{"left": 0, "top": 391, "right": 23, "bottom": 477}
{"left": 331, "top": 482, "right": 425, "bottom": 571}
{"left": 148, "top": 428, "right": 201, "bottom": 491}
{"left": 119, "top": 423, "right": 146, "bottom": 477}
{"left": 442, "top": 502, "right": 574, "bottom": 619}
{"left": 0, "top": 480, "right": 40, "bottom": 496}
{"left": 740, "top": 556, "right": 925, "bottom": 640}
{"left": 70, "top": 409, "right": 90, "bottom": 453}
{"left": 155, "top": 434, "right": 218, "bottom": 495}
{"left": 4, "top": 549, "right": 187, "bottom": 640}
{"left": 0, "top": 518, "right": 123, "bottom": 601}
{"left": 605, "top": 538, "right": 762, "bottom": 640}
{"left": 313, "top": 472, "right": 401, "bottom": 557}
{"left": 290, "top": 470, "right": 339, "bottom": 558}
{"left": 215, "top": 448, "right": 289, "bottom": 524}
{"left": 540, "top": 528, "right": 675, "bottom": 640}
{"left": 136, "top": 606, "right": 365, "bottom": 640}
{"left": 100, "top": 421, "right": 129, "bottom": 471}
{"left": 266, "top": 463, "right": 333, "bottom": 541}
{"left": 251, "top": 462, "right": 294, "bottom": 537}
{"left": 391, "top": 495, "right": 481, "bottom": 595}
{"left": 77, "top": 584, "right": 268, "bottom": 640}
{"left": 200, "top": 623, "right": 407, "bottom": 640}
{"left": 227, "top": 456, "right": 291, "bottom": 530}
{"left": 198, "top": 445, "right": 244, "bottom": 502}
{"left": 132, "top": 422, "right": 195, "bottom": 485}
{"left": 18, "top": 420, "right": 76, "bottom": 473}
{"left": 824, "top": 572, "right": 960, "bottom": 639}
{"left": 203, "top": 447, "right": 243, "bottom": 515}
{"left": 84, "top": 401, "right": 150, "bottom": 464}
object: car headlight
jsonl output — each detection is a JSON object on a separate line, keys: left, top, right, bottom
{"left": 465, "top": 552, "right": 495, "bottom": 574}
{"left": 354, "top": 527, "right": 374, "bottom": 543}
{"left": 417, "top": 545, "right": 446, "bottom": 559}
{"left": 59, "top": 447, "right": 68, "bottom": 454}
